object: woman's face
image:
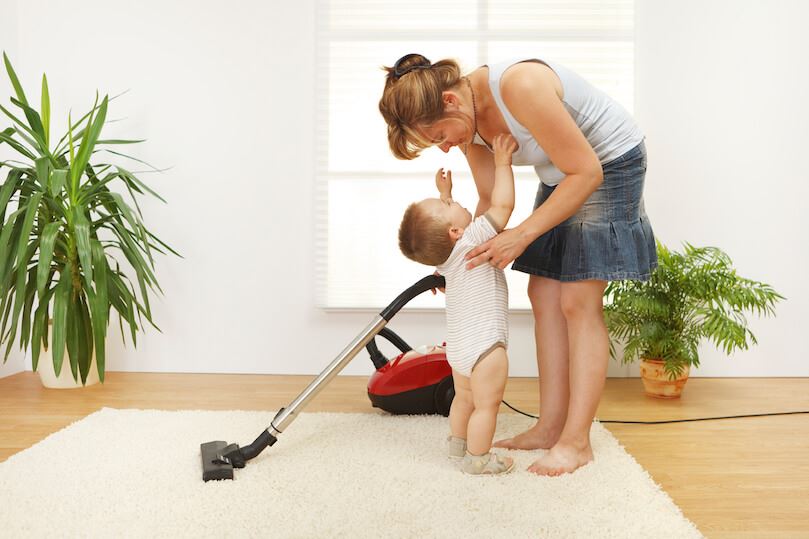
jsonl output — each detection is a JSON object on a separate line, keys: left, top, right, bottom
{"left": 421, "top": 116, "right": 473, "bottom": 153}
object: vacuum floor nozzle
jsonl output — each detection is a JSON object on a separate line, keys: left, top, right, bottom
{"left": 201, "top": 441, "right": 239, "bottom": 481}
{"left": 200, "top": 430, "right": 276, "bottom": 481}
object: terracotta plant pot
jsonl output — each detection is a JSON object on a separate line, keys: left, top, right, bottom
{"left": 639, "top": 358, "right": 690, "bottom": 399}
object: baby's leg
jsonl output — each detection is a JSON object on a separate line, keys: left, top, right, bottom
{"left": 467, "top": 347, "right": 508, "bottom": 456}
{"left": 449, "top": 369, "right": 473, "bottom": 439}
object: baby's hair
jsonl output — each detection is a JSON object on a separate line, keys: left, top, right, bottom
{"left": 398, "top": 202, "right": 454, "bottom": 266}
{"left": 379, "top": 54, "right": 463, "bottom": 160}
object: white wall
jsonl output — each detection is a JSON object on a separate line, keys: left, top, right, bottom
{"left": 633, "top": 0, "right": 809, "bottom": 376}
{"left": 0, "top": 0, "right": 24, "bottom": 379}
{"left": 2, "top": 0, "right": 806, "bottom": 381}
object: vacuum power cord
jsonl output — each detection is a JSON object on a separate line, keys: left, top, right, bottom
{"left": 500, "top": 400, "right": 809, "bottom": 425}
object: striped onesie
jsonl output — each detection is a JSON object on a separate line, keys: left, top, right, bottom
{"left": 436, "top": 214, "right": 509, "bottom": 377}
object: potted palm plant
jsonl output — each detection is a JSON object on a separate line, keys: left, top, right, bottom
{"left": 604, "top": 241, "right": 783, "bottom": 398}
{"left": 0, "top": 52, "right": 178, "bottom": 387}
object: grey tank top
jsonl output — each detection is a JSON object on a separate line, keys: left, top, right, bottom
{"left": 473, "top": 58, "right": 644, "bottom": 186}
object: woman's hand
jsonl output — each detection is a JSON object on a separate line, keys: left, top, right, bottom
{"left": 465, "top": 228, "right": 530, "bottom": 270}
{"left": 435, "top": 168, "right": 452, "bottom": 201}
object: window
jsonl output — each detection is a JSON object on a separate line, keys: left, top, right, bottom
{"left": 315, "top": 0, "right": 635, "bottom": 309}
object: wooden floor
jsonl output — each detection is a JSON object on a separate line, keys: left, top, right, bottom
{"left": 1, "top": 373, "right": 808, "bottom": 538}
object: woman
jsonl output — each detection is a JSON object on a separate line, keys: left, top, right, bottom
{"left": 379, "top": 53, "right": 656, "bottom": 476}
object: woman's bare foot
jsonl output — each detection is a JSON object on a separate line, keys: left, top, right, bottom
{"left": 527, "top": 442, "right": 594, "bottom": 476}
{"left": 492, "top": 422, "right": 562, "bottom": 450}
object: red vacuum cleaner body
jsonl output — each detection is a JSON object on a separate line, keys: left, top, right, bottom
{"left": 366, "top": 331, "right": 455, "bottom": 416}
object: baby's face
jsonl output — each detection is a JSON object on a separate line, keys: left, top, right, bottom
{"left": 420, "top": 197, "right": 473, "bottom": 229}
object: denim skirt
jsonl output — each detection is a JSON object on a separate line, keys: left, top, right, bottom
{"left": 512, "top": 142, "right": 657, "bottom": 282}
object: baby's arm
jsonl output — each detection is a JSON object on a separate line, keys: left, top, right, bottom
{"left": 435, "top": 168, "right": 452, "bottom": 201}
{"left": 485, "top": 134, "right": 517, "bottom": 231}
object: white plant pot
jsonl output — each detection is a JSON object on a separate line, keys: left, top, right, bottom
{"left": 36, "top": 324, "right": 100, "bottom": 388}
{"left": 37, "top": 350, "right": 99, "bottom": 388}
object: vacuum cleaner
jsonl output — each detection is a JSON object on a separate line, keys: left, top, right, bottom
{"left": 201, "top": 274, "right": 452, "bottom": 481}
{"left": 366, "top": 328, "right": 454, "bottom": 416}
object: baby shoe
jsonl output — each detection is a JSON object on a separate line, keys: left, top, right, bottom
{"left": 447, "top": 436, "right": 467, "bottom": 459}
{"left": 461, "top": 451, "right": 514, "bottom": 475}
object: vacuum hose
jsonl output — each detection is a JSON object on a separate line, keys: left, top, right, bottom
{"left": 380, "top": 274, "right": 445, "bottom": 321}
{"left": 239, "top": 430, "right": 277, "bottom": 461}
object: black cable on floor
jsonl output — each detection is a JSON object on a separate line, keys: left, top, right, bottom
{"left": 501, "top": 399, "right": 809, "bottom": 424}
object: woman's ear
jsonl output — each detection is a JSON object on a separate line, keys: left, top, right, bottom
{"left": 442, "top": 91, "right": 460, "bottom": 111}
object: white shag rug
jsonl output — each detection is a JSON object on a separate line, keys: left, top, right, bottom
{"left": 0, "top": 408, "right": 702, "bottom": 538}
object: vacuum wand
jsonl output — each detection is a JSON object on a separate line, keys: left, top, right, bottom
{"left": 200, "top": 274, "right": 445, "bottom": 481}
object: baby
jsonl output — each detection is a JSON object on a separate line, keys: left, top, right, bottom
{"left": 398, "top": 134, "right": 517, "bottom": 475}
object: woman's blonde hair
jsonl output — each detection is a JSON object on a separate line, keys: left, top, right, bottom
{"left": 379, "top": 54, "right": 463, "bottom": 160}
{"left": 398, "top": 202, "right": 454, "bottom": 266}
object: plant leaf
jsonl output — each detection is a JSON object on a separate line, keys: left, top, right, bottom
{"left": 12, "top": 125, "right": 41, "bottom": 154}
{"left": 51, "top": 263, "right": 72, "bottom": 377}
{"left": 0, "top": 168, "right": 23, "bottom": 221}
{"left": 50, "top": 169, "right": 68, "bottom": 196}
{"left": 9, "top": 193, "right": 43, "bottom": 340}
{"left": 68, "top": 111, "right": 75, "bottom": 167}
{"left": 96, "top": 139, "right": 145, "bottom": 145}
{"left": 0, "top": 126, "right": 37, "bottom": 160}
{"left": 1, "top": 292, "right": 15, "bottom": 362}
{"left": 37, "top": 221, "right": 60, "bottom": 300}
{"left": 3, "top": 52, "right": 29, "bottom": 106}
{"left": 35, "top": 156, "right": 50, "bottom": 190}
{"left": 65, "top": 293, "right": 79, "bottom": 381}
{"left": 0, "top": 206, "right": 27, "bottom": 288}
{"left": 20, "top": 266, "right": 37, "bottom": 352}
{"left": 73, "top": 208, "right": 93, "bottom": 288}
{"left": 14, "top": 193, "right": 42, "bottom": 267}
{"left": 76, "top": 294, "right": 93, "bottom": 385}
{"left": 77, "top": 171, "right": 119, "bottom": 205}
{"left": 104, "top": 150, "right": 163, "bottom": 173}
{"left": 9, "top": 97, "right": 47, "bottom": 151}
{"left": 70, "top": 95, "right": 108, "bottom": 195}
{"left": 89, "top": 240, "right": 108, "bottom": 381}
{"left": 108, "top": 191, "right": 142, "bottom": 234}
{"left": 0, "top": 101, "right": 47, "bottom": 155}
{"left": 41, "top": 74, "right": 50, "bottom": 148}
{"left": 31, "top": 299, "right": 50, "bottom": 371}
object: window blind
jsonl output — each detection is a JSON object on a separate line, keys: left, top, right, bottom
{"left": 315, "top": 0, "right": 635, "bottom": 310}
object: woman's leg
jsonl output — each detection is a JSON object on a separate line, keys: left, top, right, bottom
{"left": 494, "top": 275, "right": 569, "bottom": 450}
{"left": 528, "top": 279, "right": 608, "bottom": 476}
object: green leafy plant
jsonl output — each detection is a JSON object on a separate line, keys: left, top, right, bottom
{"left": 0, "top": 52, "right": 178, "bottom": 384}
{"left": 604, "top": 242, "right": 783, "bottom": 378}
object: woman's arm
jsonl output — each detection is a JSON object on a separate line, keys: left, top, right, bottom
{"left": 466, "top": 62, "right": 603, "bottom": 270}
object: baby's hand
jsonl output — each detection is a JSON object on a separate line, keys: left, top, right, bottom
{"left": 493, "top": 134, "right": 517, "bottom": 166}
{"left": 435, "top": 168, "right": 453, "bottom": 200}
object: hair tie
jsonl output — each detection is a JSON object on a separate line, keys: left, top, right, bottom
{"left": 392, "top": 53, "right": 431, "bottom": 80}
